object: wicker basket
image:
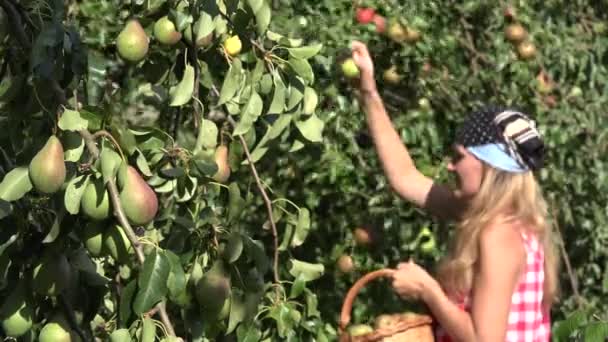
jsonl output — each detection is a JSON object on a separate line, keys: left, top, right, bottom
{"left": 338, "top": 269, "right": 435, "bottom": 342}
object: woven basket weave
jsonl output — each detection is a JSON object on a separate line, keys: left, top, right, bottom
{"left": 338, "top": 269, "right": 435, "bottom": 342}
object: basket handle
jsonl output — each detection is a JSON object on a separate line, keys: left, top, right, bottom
{"left": 339, "top": 268, "right": 395, "bottom": 332}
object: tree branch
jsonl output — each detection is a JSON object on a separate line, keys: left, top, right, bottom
{"left": 187, "top": 44, "right": 202, "bottom": 130}
{"left": 551, "top": 207, "right": 584, "bottom": 309}
{"left": 59, "top": 294, "right": 88, "bottom": 342}
{"left": 0, "top": 0, "right": 31, "bottom": 50}
{"left": 226, "top": 116, "right": 280, "bottom": 285}
{"left": 80, "top": 129, "right": 177, "bottom": 336}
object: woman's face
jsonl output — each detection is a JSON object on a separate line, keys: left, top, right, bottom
{"left": 447, "top": 144, "right": 484, "bottom": 199}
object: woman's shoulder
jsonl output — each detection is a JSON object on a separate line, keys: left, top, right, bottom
{"left": 480, "top": 218, "right": 527, "bottom": 261}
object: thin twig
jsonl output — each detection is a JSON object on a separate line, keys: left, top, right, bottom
{"left": 80, "top": 129, "right": 177, "bottom": 336}
{"left": 226, "top": 116, "right": 280, "bottom": 286}
{"left": 551, "top": 207, "right": 584, "bottom": 308}
{"left": 92, "top": 129, "right": 126, "bottom": 161}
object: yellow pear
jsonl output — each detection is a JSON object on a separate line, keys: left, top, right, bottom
{"left": 212, "top": 145, "right": 231, "bottom": 183}
{"left": 224, "top": 35, "right": 242, "bottom": 56}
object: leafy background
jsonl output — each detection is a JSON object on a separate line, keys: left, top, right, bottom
{"left": 0, "top": 0, "right": 606, "bottom": 341}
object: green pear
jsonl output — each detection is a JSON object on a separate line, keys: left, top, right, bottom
{"left": 81, "top": 179, "right": 111, "bottom": 220}
{"left": 154, "top": 16, "right": 182, "bottom": 45}
{"left": 117, "top": 19, "right": 149, "bottom": 63}
{"left": 29, "top": 135, "right": 66, "bottom": 194}
{"left": 32, "top": 252, "right": 71, "bottom": 297}
{"left": 110, "top": 328, "right": 133, "bottom": 342}
{"left": 348, "top": 324, "right": 373, "bottom": 336}
{"left": 195, "top": 261, "right": 231, "bottom": 318}
{"left": 103, "top": 225, "right": 133, "bottom": 263}
{"left": 212, "top": 145, "right": 231, "bottom": 183}
{"left": 81, "top": 221, "right": 105, "bottom": 257}
{"left": 118, "top": 164, "right": 158, "bottom": 225}
{"left": 39, "top": 321, "right": 71, "bottom": 342}
{"left": 0, "top": 284, "right": 33, "bottom": 337}
{"left": 341, "top": 58, "right": 360, "bottom": 78}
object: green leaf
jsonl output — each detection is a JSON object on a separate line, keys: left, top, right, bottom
{"left": 553, "top": 309, "right": 590, "bottom": 341}
{"left": 170, "top": 64, "right": 195, "bottom": 106}
{"left": 237, "top": 324, "right": 262, "bottom": 342}
{"left": 288, "top": 57, "right": 314, "bottom": 84}
{"left": 227, "top": 291, "right": 247, "bottom": 334}
{"left": 269, "top": 302, "right": 301, "bottom": 338}
{"left": 295, "top": 114, "right": 324, "bottom": 143}
{"left": 63, "top": 175, "right": 90, "bottom": 215}
{"left": 0, "top": 233, "right": 18, "bottom": 256}
{"left": 133, "top": 249, "right": 171, "bottom": 315}
{"left": 135, "top": 151, "right": 152, "bottom": 177}
{"left": 193, "top": 119, "right": 218, "bottom": 153}
{"left": 279, "top": 223, "right": 294, "bottom": 252}
{"left": 165, "top": 250, "right": 187, "bottom": 302}
{"left": 584, "top": 322, "right": 608, "bottom": 342}
{"left": 110, "top": 328, "right": 132, "bottom": 342}
{"left": 287, "top": 44, "right": 323, "bottom": 59}
{"left": 268, "top": 72, "right": 286, "bottom": 114}
{"left": 247, "top": 0, "right": 263, "bottom": 13}
{"left": 228, "top": 183, "right": 246, "bottom": 222}
{"left": 58, "top": 109, "right": 88, "bottom": 131}
{"left": 289, "top": 139, "right": 305, "bottom": 152}
{"left": 140, "top": 317, "right": 156, "bottom": 342}
{"left": 302, "top": 87, "right": 318, "bottom": 115}
{"left": 288, "top": 259, "right": 324, "bottom": 282}
{"left": 63, "top": 131, "right": 85, "bottom": 162}
{"left": 251, "top": 59, "right": 265, "bottom": 84}
{"left": 305, "top": 289, "right": 320, "bottom": 318}
{"left": 42, "top": 211, "right": 63, "bottom": 243}
{"left": 292, "top": 208, "right": 310, "bottom": 247}
{"left": 119, "top": 280, "right": 137, "bottom": 327}
{"left": 254, "top": 3, "right": 271, "bottom": 35}
{"left": 233, "top": 91, "right": 263, "bottom": 136}
{"left": 286, "top": 77, "right": 304, "bottom": 110}
{"left": 0, "top": 200, "right": 11, "bottom": 219}
{"left": 100, "top": 148, "right": 122, "bottom": 184}
{"left": 194, "top": 12, "right": 214, "bottom": 42}
{"left": 0, "top": 167, "right": 32, "bottom": 202}
{"left": 219, "top": 59, "right": 242, "bottom": 105}
{"left": 289, "top": 274, "right": 306, "bottom": 299}
{"left": 223, "top": 232, "right": 244, "bottom": 263}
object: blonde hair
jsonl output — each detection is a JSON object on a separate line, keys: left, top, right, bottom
{"left": 437, "top": 164, "right": 560, "bottom": 310}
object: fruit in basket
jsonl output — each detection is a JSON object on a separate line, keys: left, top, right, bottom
{"left": 375, "top": 314, "right": 398, "bottom": 329}
{"left": 348, "top": 324, "right": 374, "bottom": 336}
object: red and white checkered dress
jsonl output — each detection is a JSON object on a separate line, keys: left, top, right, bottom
{"left": 435, "top": 231, "right": 551, "bottom": 342}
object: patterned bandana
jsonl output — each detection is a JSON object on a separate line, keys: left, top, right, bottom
{"left": 454, "top": 106, "right": 545, "bottom": 172}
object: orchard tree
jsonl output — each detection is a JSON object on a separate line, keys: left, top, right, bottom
{"left": 0, "top": 0, "right": 331, "bottom": 340}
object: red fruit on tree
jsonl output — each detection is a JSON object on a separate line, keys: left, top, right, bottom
{"left": 355, "top": 7, "right": 375, "bottom": 24}
{"left": 372, "top": 14, "right": 386, "bottom": 33}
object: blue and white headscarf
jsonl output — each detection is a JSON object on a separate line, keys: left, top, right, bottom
{"left": 455, "top": 106, "right": 545, "bottom": 173}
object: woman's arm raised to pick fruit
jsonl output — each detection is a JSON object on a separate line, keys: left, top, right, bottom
{"left": 350, "top": 41, "right": 461, "bottom": 221}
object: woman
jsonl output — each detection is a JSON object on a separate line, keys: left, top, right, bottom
{"left": 349, "top": 41, "right": 559, "bottom": 341}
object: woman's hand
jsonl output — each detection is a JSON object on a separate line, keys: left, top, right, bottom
{"left": 350, "top": 41, "right": 377, "bottom": 92}
{"left": 391, "top": 260, "right": 438, "bottom": 301}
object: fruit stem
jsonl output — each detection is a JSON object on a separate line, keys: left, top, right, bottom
{"left": 92, "top": 130, "right": 126, "bottom": 161}
{"left": 226, "top": 116, "right": 281, "bottom": 288}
